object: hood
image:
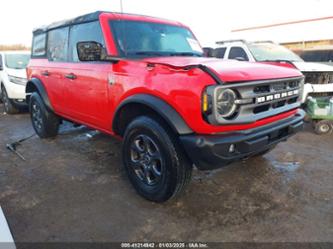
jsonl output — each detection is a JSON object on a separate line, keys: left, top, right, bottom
{"left": 292, "top": 61, "right": 333, "bottom": 72}
{"left": 5, "top": 68, "right": 28, "bottom": 79}
{"left": 144, "top": 57, "right": 302, "bottom": 82}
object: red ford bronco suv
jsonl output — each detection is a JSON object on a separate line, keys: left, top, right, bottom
{"left": 26, "top": 11, "right": 305, "bottom": 202}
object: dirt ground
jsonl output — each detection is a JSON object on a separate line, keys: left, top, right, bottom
{"left": 0, "top": 103, "right": 332, "bottom": 243}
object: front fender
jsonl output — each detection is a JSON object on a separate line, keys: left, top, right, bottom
{"left": 113, "top": 94, "right": 193, "bottom": 135}
{"left": 26, "top": 78, "right": 53, "bottom": 111}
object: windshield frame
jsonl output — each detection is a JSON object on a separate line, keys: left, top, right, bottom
{"left": 248, "top": 42, "right": 303, "bottom": 62}
{"left": 109, "top": 20, "right": 203, "bottom": 58}
{"left": 4, "top": 53, "right": 31, "bottom": 69}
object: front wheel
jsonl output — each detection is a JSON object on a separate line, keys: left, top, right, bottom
{"left": 122, "top": 116, "right": 192, "bottom": 202}
{"left": 1, "top": 86, "right": 19, "bottom": 114}
{"left": 29, "top": 92, "right": 60, "bottom": 138}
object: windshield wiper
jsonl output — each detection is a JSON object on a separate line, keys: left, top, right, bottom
{"left": 169, "top": 52, "right": 202, "bottom": 57}
{"left": 127, "top": 51, "right": 167, "bottom": 57}
{"left": 126, "top": 51, "right": 202, "bottom": 57}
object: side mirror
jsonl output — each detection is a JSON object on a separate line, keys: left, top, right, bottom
{"left": 77, "top": 41, "right": 104, "bottom": 61}
{"left": 0, "top": 65, "right": 3, "bottom": 71}
{"left": 77, "top": 41, "right": 119, "bottom": 63}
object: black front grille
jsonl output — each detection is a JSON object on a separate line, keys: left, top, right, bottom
{"left": 303, "top": 72, "right": 333, "bottom": 84}
{"left": 249, "top": 80, "right": 301, "bottom": 114}
{"left": 217, "top": 77, "right": 303, "bottom": 124}
{"left": 309, "top": 92, "right": 333, "bottom": 98}
{"left": 254, "top": 85, "right": 270, "bottom": 94}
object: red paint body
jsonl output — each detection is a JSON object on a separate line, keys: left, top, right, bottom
{"left": 27, "top": 12, "right": 303, "bottom": 135}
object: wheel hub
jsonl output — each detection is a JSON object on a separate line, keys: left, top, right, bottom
{"left": 130, "top": 134, "right": 163, "bottom": 186}
{"left": 320, "top": 124, "right": 330, "bottom": 133}
{"left": 141, "top": 154, "right": 151, "bottom": 165}
{"left": 32, "top": 103, "right": 43, "bottom": 130}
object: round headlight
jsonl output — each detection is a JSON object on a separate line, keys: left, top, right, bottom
{"left": 216, "top": 88, "right": 237, "bottom": 118}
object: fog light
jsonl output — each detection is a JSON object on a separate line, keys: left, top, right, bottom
{"left": 229, "top": 144, "right": 235, "bottom": 153}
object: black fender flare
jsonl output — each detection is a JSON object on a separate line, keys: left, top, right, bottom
{"left": 26, "top": 78, "right": 54, "bottom": 111}
{"left": 113, "top": 94, "right": 193, "bottom": 135}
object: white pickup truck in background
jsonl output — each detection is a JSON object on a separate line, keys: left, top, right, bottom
{"left": 211, "top": 40, "right": 333, "bottom": 103}
{"left": 0, "top": 51, "right": 30, "bottom": 114}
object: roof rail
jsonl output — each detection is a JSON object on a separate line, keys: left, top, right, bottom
{"left": 216, "top": 39, "right": 246, "bottom": 45}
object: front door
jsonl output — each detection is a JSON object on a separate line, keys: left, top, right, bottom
{"left": 63, "top": 21, "right": 111, "bottom": 129}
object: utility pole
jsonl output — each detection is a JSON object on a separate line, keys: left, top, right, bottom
{"left": 120, "top": 0, "right": 124, "bottom": 13}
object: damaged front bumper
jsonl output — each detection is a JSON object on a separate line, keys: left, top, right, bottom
{"left": 180, "top": 109, "right": 305, "bottom": 170}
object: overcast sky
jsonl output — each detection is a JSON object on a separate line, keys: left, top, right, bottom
{"left": 0, "top": 0, "right": 332, "bottom": 46}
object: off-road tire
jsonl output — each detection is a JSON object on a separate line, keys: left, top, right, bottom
{"left": 314, "top": 120, "right": 332, "bottom": 135}
{"left": 1, "top": 86, "right": 19, "bottom": 114}
{"left": 29, "top": 92, "right": 60, "bottom": 138}
{"left": 122, "top": 116, "right": 192, "bottom": 202}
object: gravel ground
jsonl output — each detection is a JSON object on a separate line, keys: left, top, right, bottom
{"left": 0, "top": 104, "right": 332, "bottom": 243}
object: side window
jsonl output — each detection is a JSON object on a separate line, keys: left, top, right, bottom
{"left": 228, "top": 47, "right": 249, "bottom": 61}
{"left": 32, "top": 33, "right": 47, "bottom": 57}
{"left": 47, "top": 27, "right": 69, "bottom": 62}
{"left": 0, "top": 54, "right": 3, "bottom": 69}
{"left": 213, "top": 47, "right": 227, "bottom": 58}
{"left": 69, "top": 21, "right": 105, "bottom": 62}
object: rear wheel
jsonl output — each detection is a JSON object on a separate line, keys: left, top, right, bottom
{"left": 122, "top": 116, "right": 192, "bottom": 202}
{"left": 29, "top": 92, "right": 60, "bottom": 138}
{"left": 314, "top": 120, "right": 332, "bottom": 135}
{"left": 1, "top": 86, "right": 19, "bottom": 114}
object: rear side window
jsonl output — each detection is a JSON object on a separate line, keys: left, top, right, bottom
{"left": 0, "top": 54, "right": 3, "bottom": 68}
{"left": 32, "top": 33, "right": 47, "bottom": 57}
{"left": 47, "top": 27, "right": 69, "bottom": 62}
{"left": 228, "top": 47, "right": 249, "bottom": 61}
{"left": 213, "top": 47, "right": 227, "bottom": 58}
{"left": 69, "top": 21, "right": 105, "bottom": 62}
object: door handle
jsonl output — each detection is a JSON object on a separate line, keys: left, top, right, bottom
{"left": 41, "top": 71, "right": 50, "bottom": 76}
{"left": 65, "top": 73, "right": 77, "bottom": 80}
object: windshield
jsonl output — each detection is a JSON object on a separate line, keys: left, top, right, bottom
{"left": 110, "top": 20, "right": 203, "bottom": 57}
{"left": 5, "top": 54, "right": 30, "bottom": 69}
{"left": 248, "top": 43, "right": 303, "bottom": 62}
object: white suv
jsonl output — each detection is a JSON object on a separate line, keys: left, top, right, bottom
{"left": 213, "top": 40, "right": 333, "bottom": 103}
{"left": 0, "top": 51, "right": 30, "bottom": 113}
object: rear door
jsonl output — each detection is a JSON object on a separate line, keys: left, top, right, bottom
{"left": 64, "top": 21, "right": 111, "bottom": 129}
{"left": 45, "top": 27, "right": 70, "bottom": 113}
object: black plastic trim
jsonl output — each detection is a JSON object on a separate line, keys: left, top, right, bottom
{"left": 184, "top": 64, "right": 224, "bottom": 84}
{"left": 180, "top": 109, "right": 305, "bottom": 170}
{"left": 113, "top": 94, "right": 193, "bottom": 135}
{"left": 33, "top": 11, "right": 102, "bottom": 34}
{"left": 25, "top": 78, "right": 54, "bottom": 111}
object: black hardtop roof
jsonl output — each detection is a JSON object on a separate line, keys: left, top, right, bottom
{"left": 32, "top": 11, "right": 180, "bottom": 35}
{"left": 33, "top": 11, "right": 102, "bottom": 34}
